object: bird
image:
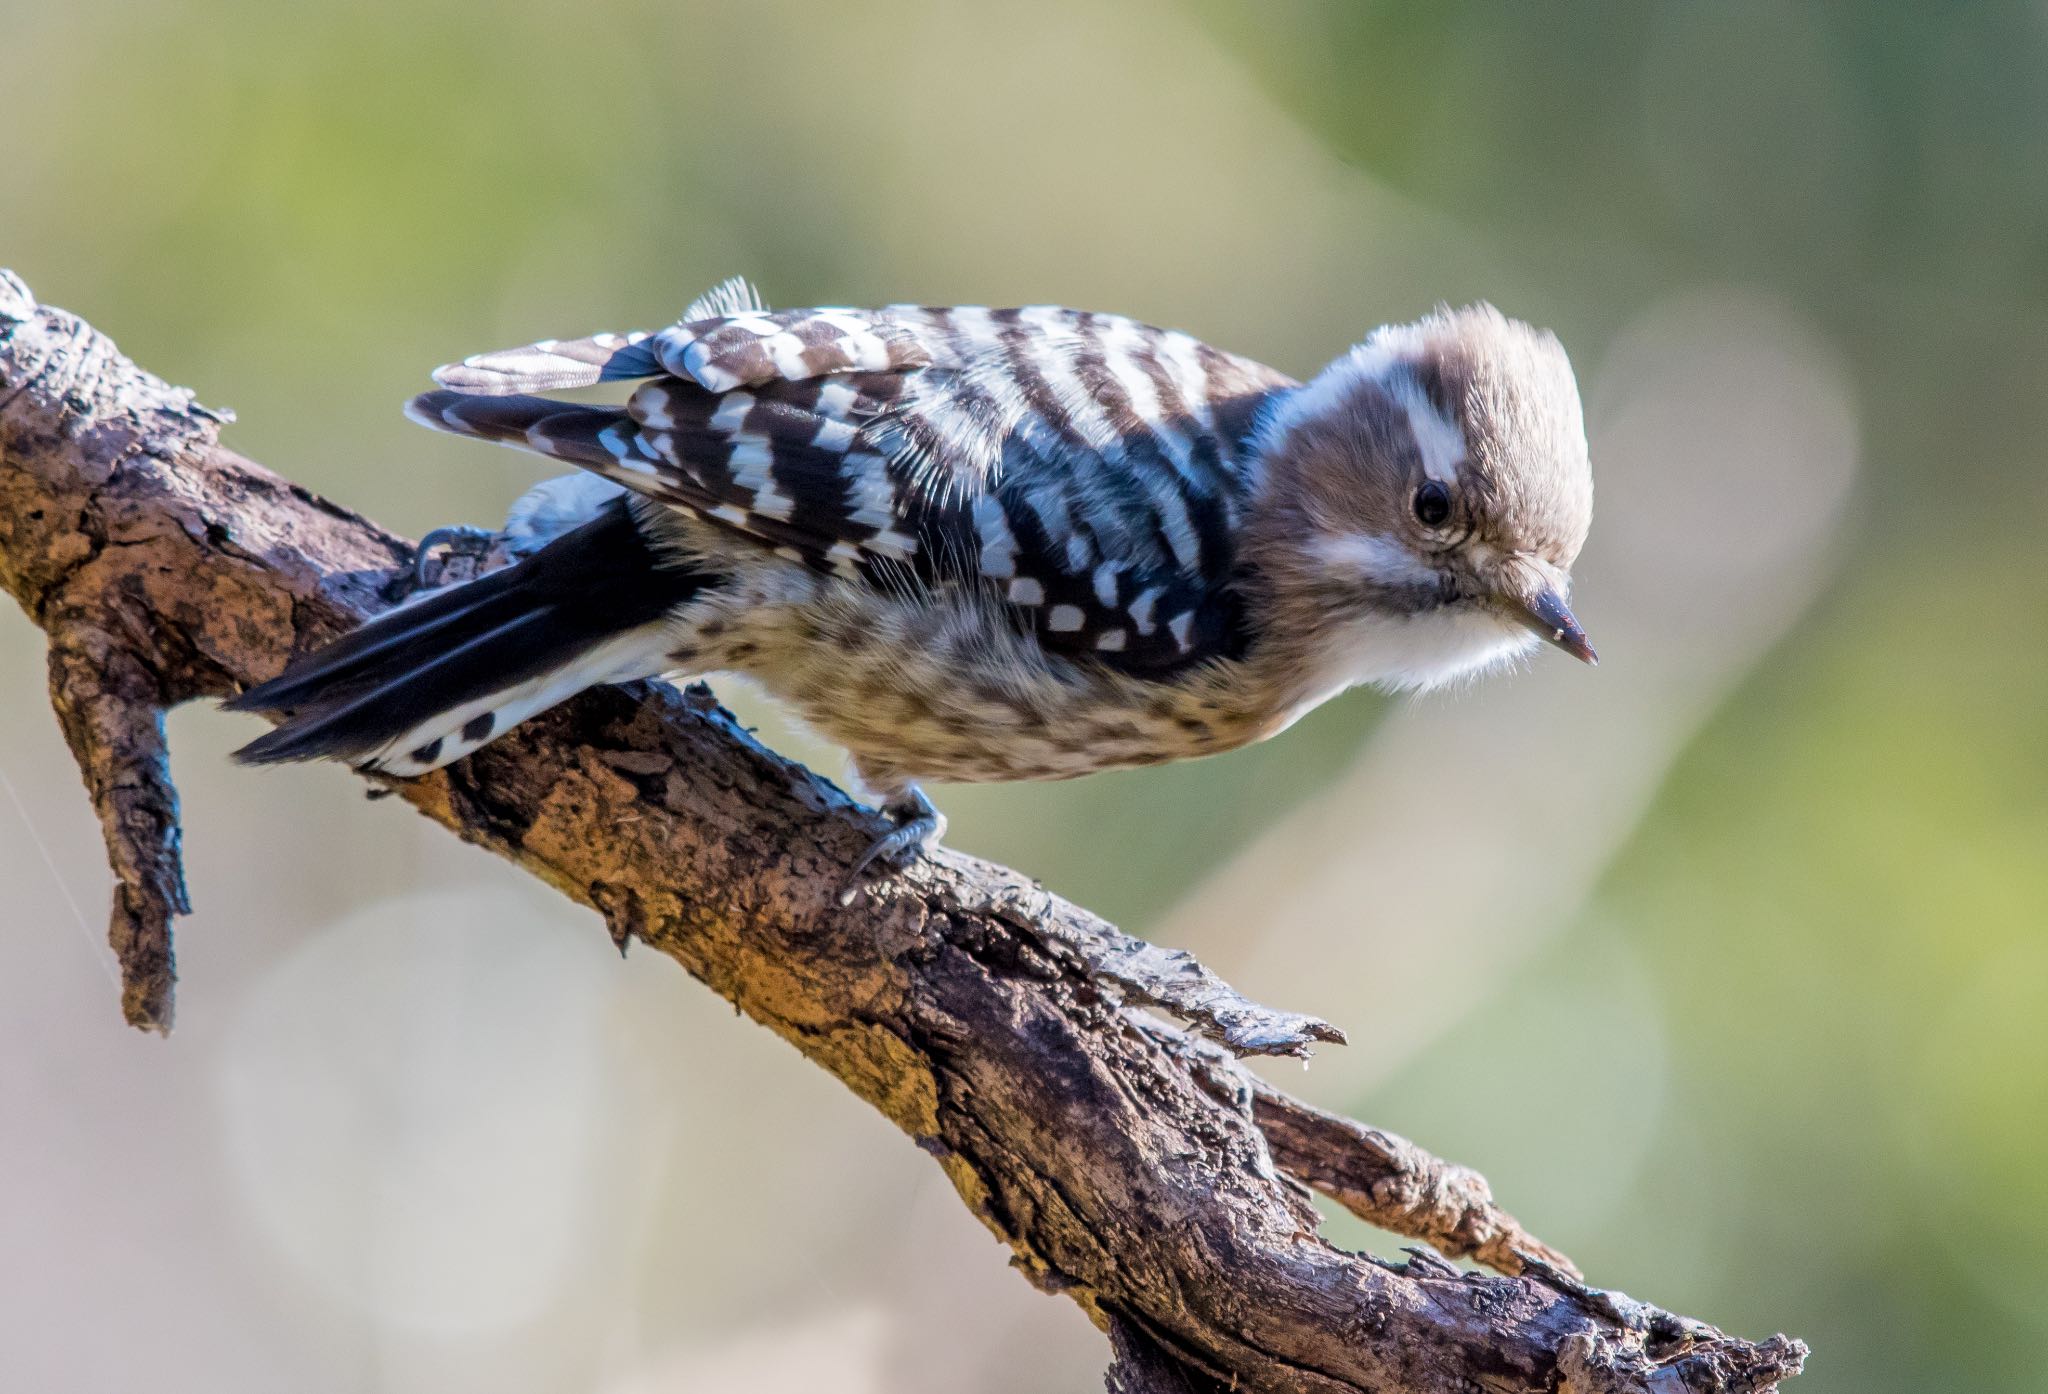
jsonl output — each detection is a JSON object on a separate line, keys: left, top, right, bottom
{"left": 227, "top": 277, "right": 1596, "bottom": 894}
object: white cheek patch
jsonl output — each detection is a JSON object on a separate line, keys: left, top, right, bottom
{"left": 1311, "top": 532, "right": 1439, "bottom": 589}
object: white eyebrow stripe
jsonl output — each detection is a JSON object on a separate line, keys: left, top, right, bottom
{"left": 1312, "top": 532, "right": 1439, "bottom": 589}
{"left": 1393, "top": 376, "right": 1466, "bottom": 482}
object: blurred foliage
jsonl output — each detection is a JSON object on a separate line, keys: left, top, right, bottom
{"left": 3, "top": 3, "right": 2045, "bottom": 1392}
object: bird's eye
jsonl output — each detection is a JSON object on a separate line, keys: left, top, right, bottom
{"left": 1413, "top": 481, "right": 1452, "bottom": 528}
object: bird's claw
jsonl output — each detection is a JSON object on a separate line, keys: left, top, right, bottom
{"left": 412, "top": 524, "right": 499, "bottom": 588}
{"left": 838, "top": 789, "right": 947, "bottom": 905}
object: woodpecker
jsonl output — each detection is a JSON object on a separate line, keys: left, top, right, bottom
{"left": 229, "top": 278, "right": 1596, "bottom": 889}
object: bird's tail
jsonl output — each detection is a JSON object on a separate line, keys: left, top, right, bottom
{"left": 229, "top": 497, "right": 708, "bottom": 774}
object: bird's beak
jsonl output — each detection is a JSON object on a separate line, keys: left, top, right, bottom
{"left": 1506, "top": 585, "right": 1598, "bottom": 666}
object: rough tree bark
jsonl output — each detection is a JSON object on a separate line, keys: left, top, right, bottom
{"left": 0, "top": 270, "right": 1806, "bottom": 1394}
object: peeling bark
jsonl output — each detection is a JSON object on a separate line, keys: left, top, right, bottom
{"left": 0, "top": 270, "right": 1805, "bottom": 1393}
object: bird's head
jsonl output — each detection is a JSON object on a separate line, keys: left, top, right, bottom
{"left": 1251, "top": 304, "right": 1596, "bottom": 690}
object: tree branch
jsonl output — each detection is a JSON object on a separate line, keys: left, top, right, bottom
{"left": 0, "top": 270, "right": 1806, "bottom": 1393}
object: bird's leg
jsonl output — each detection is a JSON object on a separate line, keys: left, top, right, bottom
{"left": 839, "top": 786, "right": 947, "bottom": 905}
{"left": 411, "top": 524, "right": 499, "bottom": 588}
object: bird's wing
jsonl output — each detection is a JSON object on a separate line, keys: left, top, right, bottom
{"left": 413, "top": 294, "right": 1296, "bottom": 673}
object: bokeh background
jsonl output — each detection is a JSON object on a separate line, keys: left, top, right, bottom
{"left": 3, "top": 3, "right": 2044, "bottom": 1390}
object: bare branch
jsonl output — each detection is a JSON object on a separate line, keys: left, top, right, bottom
{"left": 1147, "top": 1025, "right": 1579, "bottom": 1278}
{"left": 0, "top": 270, "right": 1806, "bottom": 1394}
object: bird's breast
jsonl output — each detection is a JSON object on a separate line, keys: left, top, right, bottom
{"left": 672, "top": 576, "right": 1273, "bottom": 788}
{"left": 1270, "top": 601, "right": 1539, "bottom": 713}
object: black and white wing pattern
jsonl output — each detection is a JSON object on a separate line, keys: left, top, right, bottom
{"left": 411, "top": 287, "right": 1298, "bottom": 674}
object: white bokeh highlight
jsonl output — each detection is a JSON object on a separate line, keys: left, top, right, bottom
{"left": 216, "top": 886, "right": 619, "bottom": 1334}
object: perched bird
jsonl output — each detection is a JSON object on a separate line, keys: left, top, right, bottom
{"left": 229, "top": 278, "right": 1596, "bottom": 888}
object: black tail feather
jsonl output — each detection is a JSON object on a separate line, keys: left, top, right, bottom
{"left": 232, "top": 608, "right": 558, "bottom": 765}
{"left": 231, "top": 498, "right": 709, "bottom": 768}
{"left": 225, "top": 558, "right": 536, "bottom": 716}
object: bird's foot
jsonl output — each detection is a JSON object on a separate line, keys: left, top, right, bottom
{"left": 839, "top": 788, "right": 947, "bottom": 906}
{"left": 411, "top": 524, "right": 499, "bottom": 588}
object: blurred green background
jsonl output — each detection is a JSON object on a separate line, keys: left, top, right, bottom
{"left": 3, "top": 3, "right": 2044, "bottom": 1391}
